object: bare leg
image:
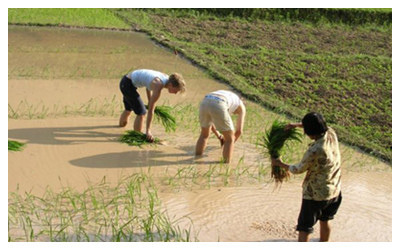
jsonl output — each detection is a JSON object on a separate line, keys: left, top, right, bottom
{"left": 134, "top": 115, "right": 145, "bottom": 132}
{"left": 119, "top": 110, "right": 131, "bottom": 127}
{"left": 221, "top": 130, "right": 234, "bottom": 163}
{"left": 319, "top": 220, "right": 331, "bottom": 242}
{"left": 298, "top": 231, "right": 311, "bottom": 242}
{"left": 195, "top": 126, "right": 211, "bottom": 156}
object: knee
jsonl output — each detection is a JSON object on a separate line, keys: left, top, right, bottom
{"left": 222, "top": 132, "right": 235, "bottom": 143}
{"left": 119, "top": 111, "right": 132, "bottom": 127}
{"left": 225, "top": 135, "right": 234, "bottom": 143}
{"left": 199, "top": 128, "right": 211, "bottom": 140}
{"left": 200, "top": 133, "right": 210, "bottom": 140}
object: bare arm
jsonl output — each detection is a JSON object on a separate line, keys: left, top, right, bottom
{"left": 146, "top": 89, "right": 152, "bottom": 104}
{"left": 211, "top": 124, "right": 220, "bottom": 137}
{"left": 145, "top": 78, "right": 163, "bottom": 141}
{"left": 211, "top": 124, "right": 224, "bottom": 147}
{"left": 285, "top": 122, "right": 303, "bottom": 130}
{"left": 233, "top": 101, "right": 246, "bottom": 142}
{"left": 271, "top": 158, "right": 290, "bottom": 171}
{"left": 271, "top": 147, "right": 313, "bottom": 175}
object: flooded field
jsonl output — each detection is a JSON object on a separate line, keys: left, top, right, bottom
{"left": 8, "top": 25, "right": 392, "bottom": 242}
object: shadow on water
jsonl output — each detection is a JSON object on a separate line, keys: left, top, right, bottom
{"left": 8, "top": 125, "right": 122, "bottom": 145}
{"left": 70, "top": 150, "right": 196, "bottom": 168}
{"left": 8, "top": 125, "right": 221, "bottom": 168}
{"left": 70, "top": 149, "right": 221, "bottom": 169}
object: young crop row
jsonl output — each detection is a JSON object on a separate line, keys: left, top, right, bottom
{"left": 9, "top": 173, "right": 196, "bottom": 242}
{"left": 8, "top": 8, "right": 392, "bottom": 161}
{"left": 111, "top": 9, "right": 392, "bottom": 161}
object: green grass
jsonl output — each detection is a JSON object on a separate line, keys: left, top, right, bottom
{"left": 8, "top": 173, "right": 196, "bottom": 242}
{"left": 8, "top": 8, "right": 130, "bottom": 29}
{"left": 7, "top": 8, "right": 392, "bottom": 161}
{"left": 8, "top": 96, "right": 122, "bottom": 119}
{"left": 8, "top": 140, "right": 26, "bottom": 151}
{"left": 8, "top": 143, "right": 384, "bottom": 242}
{"left": 8, "top": 101, "right": 386, "bottom": 241}
{"left": 145, "top": 105, "right": 177, "bottom": 132}
{"left": 7, "top": 8, "right": 391, "bottom": 242}
{"left": 155, "top": 8, "right": 392, "bottom": 26}
{"left": 111, "top": 9, "right": 392, "bottom": 162}
{"left": 119, "top": 130, "right": 161, "bottom": 147}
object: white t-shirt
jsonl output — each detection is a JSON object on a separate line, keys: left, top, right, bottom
{"left": 130, "top": 69, "right": 169, "bottom": 90}
{"left": 210, "top": 90, "right": 242, "bottom": 114}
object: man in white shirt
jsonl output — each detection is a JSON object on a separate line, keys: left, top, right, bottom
{"left": 119, "top": 69, "right": 186, "bottom": 142}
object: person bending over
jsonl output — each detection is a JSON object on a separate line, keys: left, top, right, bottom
{"left": 119, "top": 69, "right": 186, "bottom": 142}
{"left": 195, "top": 90, "right": 246, "bottom": 163}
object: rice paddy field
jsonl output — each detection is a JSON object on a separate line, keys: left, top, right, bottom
{"left": 7, "top": 8, "right": 392, "bottom": 243}
{"left": 111, "top": 8, "right": 392, "bottom": 162}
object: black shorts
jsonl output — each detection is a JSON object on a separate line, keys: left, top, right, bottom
{"left": 119, "top": 75, "right": 146, "bottom": 115}
{"left": 296, "top": 192, "right": 342, "bottom": 233}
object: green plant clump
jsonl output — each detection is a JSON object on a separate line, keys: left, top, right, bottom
{"left": 146, "top": 105, "right": 177, "bottom": 132}
{"left": 119, "top": 130, "right": 161, "bottom": 147}
{"left": 8, "top": 140, "right": 25, "bottom": 151}
{"left": 260, "top": 120, "right": 303, "bottom": 184}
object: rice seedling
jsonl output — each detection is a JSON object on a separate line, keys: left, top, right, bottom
{"left": 9, "top": 96, "right": 123, "bottom": 119}
{"left": 259, "top": 120, "right": 303, "bottom": 184}
{"left": 8, "top": 140, "right": 26, "bottom": 151}
{"left": 255, "top": 162, "right": 269, "bottom": 182}
{"left": 233, "top": 156, "right": 250, "bottom": 185}
{"left": 119, "top": 130, "right": 161, "bottom": 147}
{"left": 8, "top": 100, "right": 49, "bottom": 119}
{"left": 8, "top": 173, "right": 197, "bottom": 242}
{"left": 172, "top": 104, "right": 199, "bottom": 133}
{"left": 145, "top": 105, "right": 177, "bottom": 132}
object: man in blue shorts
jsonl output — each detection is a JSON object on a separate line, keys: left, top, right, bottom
{"left": 119, "top": 69, "right": 186, "bottom": 142}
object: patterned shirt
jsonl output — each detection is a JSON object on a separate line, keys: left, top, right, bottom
{"left": 289, "top": 127, "right": 341, "bottom": 201}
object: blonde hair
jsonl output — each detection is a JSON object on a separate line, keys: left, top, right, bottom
{"left": 168, "top": 73, "right": 186, "bottom": 93}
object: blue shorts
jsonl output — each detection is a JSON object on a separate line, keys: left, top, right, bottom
{"left": 119, "top": 75, "right": 146, "bottom": 115}
{"left": 296, "top": 192, "right": 342, "bottom": 233}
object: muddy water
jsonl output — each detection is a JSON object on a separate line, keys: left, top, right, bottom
{"left": 8, "top": 26, "right": 392, "bottom": 242}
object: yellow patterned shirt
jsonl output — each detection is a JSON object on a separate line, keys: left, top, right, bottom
{"left": 289, "top": 127, "right": 341, "bottom": 201}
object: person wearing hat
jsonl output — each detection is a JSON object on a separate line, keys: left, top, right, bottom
{"left": 271, "top": 112, "right": 342, "bottom": 242}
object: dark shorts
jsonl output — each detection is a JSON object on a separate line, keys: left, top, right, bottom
{"left": 119, "top": 75, "right": 146, "bottom": 115}
{"left": 296, "top": 192, "right": 342, "bottom": 233}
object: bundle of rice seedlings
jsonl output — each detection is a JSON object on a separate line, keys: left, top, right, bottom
{"left": 8, "top": 140, "right": 25, "bottom": 151}
{"left": 119, "top": 130, "right": 161, "bottom": 147}
{"left": 259, "top": 120, "right": 303, "bottom": 184}
{"left": 145, "top": 105, "right": 177, "bottom": 132}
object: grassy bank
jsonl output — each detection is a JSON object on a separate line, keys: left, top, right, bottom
{"left": 8, "top": 8, "right": 130, "bottom": 29}
{"left": 178, "top": 8, "right": 392, "bottom": 26}
{"left": 8, "top": 8, "right": 392, "bottom": 161}
{"left": 111, "top": 8, "right": 392, "bottom": 162}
